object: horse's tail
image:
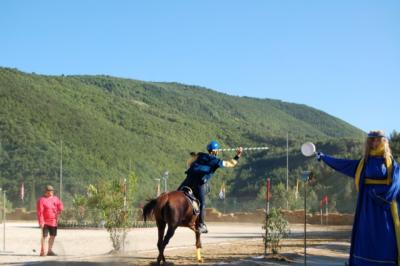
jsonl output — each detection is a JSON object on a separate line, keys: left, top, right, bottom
{"left": 143, "top": 198, "right": 158, "bottom": 222}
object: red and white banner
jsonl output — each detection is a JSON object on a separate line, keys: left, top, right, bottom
{"left": 320, "top": 195, "right": 328, "bottom": 209}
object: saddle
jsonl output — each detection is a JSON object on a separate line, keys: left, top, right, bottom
{"left": 179, "top": 186, "right": 200, "bottom": 215}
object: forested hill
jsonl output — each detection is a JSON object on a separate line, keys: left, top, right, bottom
{"left": 0, "top": 67, "right": 364, "bottom": 209}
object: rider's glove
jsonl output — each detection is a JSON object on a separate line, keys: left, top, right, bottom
{"left": 316, "top": 152, "right": 324, "bottom": 161}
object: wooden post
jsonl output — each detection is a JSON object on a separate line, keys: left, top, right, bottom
{"left": 326, "top": 204, "right": 329, "bottom": 225}
{"left": 264, "top": 177, "right": 270, "bottom": 257}
{"left": 320, "top": 208, "right": 323, "bottom": 225}
{"left": 304, "top": 182, "right": 307, "bottom": 266}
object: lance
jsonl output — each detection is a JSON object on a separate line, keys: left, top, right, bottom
{"left": 215, "top": 146, "right": 269, "bottom": 152}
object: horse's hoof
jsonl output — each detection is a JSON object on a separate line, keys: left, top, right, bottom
{"left": 197, "top": 258, "right": 204, "bottom": 263}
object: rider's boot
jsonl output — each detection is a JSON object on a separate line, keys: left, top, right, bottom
{"left": 198, "top": 223, "right": 208, "bottom": 234}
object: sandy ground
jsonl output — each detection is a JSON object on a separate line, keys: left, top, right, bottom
{"left": 0, "top": 222, "right": 351, "bottom": 266}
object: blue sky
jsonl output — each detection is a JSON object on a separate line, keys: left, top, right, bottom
{"left": 1, "top": 1, "right": 399, "bottom": 135}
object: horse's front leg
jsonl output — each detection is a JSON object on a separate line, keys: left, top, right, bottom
{"left": 195, "top": 230, "right": 203, "bottom": 263}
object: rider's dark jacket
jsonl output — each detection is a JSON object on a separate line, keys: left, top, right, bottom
{"left": 182, "top": 152, "right": 224, "bottom": 187}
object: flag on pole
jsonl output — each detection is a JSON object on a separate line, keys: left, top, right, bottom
{"left": 20, "top": 182, "right": 25, "bottom": 201}
{"left": 320, "top": 195, "right": 328, "bottom": 208}
{"left": 219, "top": 182, "right": 226, "bottom": 200}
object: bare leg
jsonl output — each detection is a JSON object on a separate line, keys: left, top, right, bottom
{"left": 40, "top": 236, "right": 47, "bottom": 256}
{"left": 48, "top": 236, "right": 55, "bottom": 253}
{"left": 156, "top": 221, "right": 166, "bottom": 265}
{"left": 195, "top": 231, "right": 203, "bottom": 262}
{"left": 160, "top": 225, "right": 177, "bottom": 263}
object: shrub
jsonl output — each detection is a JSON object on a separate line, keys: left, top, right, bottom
{"left": 263, "top": 208, "right": 290, "bottom": 254}
{"left": 86, "top": 172, "right": 138, "bottom": 253}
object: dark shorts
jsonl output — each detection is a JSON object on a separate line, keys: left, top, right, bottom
{"left": 42, "top": 225, "right": 57, "bottom": 237}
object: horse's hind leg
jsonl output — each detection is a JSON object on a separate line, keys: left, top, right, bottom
{"left": 156, "top": 221, "right": 166, "bottom": 265}
{"left": 160, "top": 224, "right": 177, "bottom": 263}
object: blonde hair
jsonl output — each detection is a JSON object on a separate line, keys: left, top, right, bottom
{"left": 364, "top": 130, "right": 392, "bottom": 161}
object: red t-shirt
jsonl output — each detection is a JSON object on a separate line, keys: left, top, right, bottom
{"left": 36, "top": 195, "right": 64, "bottom": 227}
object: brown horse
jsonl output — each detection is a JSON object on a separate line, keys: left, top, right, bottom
{"left": 143, "top": 190, "right": 202, "bottom": 265}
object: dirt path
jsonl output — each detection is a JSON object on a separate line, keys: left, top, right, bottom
{"left": 0, "top": 222, "right": 351, "bottom": 266}
{"left": 130, "top": 226, "right": 351, "bottom": 266}
{"left": 0, "top": 221, "right": 264, "bottom": 264}
{"left": 21, "top": 238, "right": 350, "bottom": 266}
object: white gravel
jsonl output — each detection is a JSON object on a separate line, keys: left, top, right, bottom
{"left": 0, "top": 221, "right": 264, "bottom": 265}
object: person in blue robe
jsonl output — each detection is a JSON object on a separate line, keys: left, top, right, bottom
{"left": 317, "top": 130, "right": 400, "bottom": 266}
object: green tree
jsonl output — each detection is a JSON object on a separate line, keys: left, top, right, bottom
{"left": 0, "top": 67, "right": 364, "bottom": 212}
{"left": 86, "top": 172, "right": 138, "bottom": 253}
{"left": 263, "top": 208, "right": 290, "bottom": 254}
{"left": 72, "top": 194, "right": 87, "bottom": 224}
{"left": 270, "top": 183, "right": 288, "bottom": 209}
{"left": 390, "top": 131, "right": 400, "bottom": 159}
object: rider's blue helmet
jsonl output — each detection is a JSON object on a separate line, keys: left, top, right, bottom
{"left": 207, "top": 140, "right": 220, "bottom": 152}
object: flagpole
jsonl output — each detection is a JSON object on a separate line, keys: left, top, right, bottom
{"left": 320, "top": 207, "right": 323, "bottom": 225}
{"left": 223, "top": 182, "right": 226, "bottom": 213}
{"left": 59, "top": 140, "right": 63, "bottom": 202}
{"left": 20, "top": 182, "right": 24, "bottom": 207}
{"left": 2, "top": 190, "right": 5, "bottom": 252}
{"left": 267, "top": 178, "right": 271, "bottom": 214}
{"left": 286, "top": 132, "right": 289, "bottom": 210}
{"left": 326, "top": 201, "right": 329, "bottom": 225}
{"left": 223, "top": 186, "right": 226, "bottom": 214}
{"left": 219, "top": 182, "right": 226, "bottom": 213}
{"left": 264, "top": 177, "right": 270, "bottom": 257}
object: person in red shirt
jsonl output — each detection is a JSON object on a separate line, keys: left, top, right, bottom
{"left": 36, "top": 185, "right": 64, "bottom": 256}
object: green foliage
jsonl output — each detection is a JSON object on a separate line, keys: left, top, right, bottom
{"left": 72, "top": 194, "right": 87, "bottom": 224}
{"left": 390, "top": 131, "right": 400, "bottom": 159}
{"left": 270, "top": 183, "right": 288, "bottom": 209}
{"left": 85, "top": 172, "right": 138, "bottom": 252}
{"left": 287, "top": 187, "right": 304, "bottom": 210}
{"left": 263, "top": 208, "right": 290, "bottom": 254}
{"left": 0, "top": 67, "right": 366, "bottom": 213}
{"left": 226, "top": 138, "right": 364, "bottom": 213}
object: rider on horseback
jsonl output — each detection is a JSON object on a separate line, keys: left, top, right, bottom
{"left": 178, "top": 140, "right": 243, "bottom": 234}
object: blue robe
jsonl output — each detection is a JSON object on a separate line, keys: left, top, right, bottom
{"left": 321, "top": 154, "right": 400, "bottom": 266}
